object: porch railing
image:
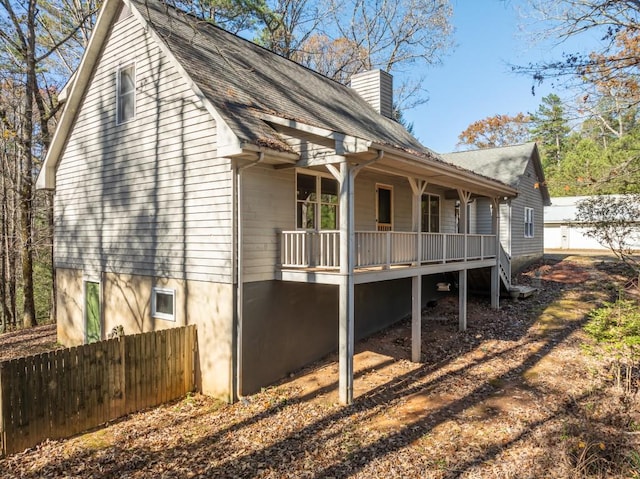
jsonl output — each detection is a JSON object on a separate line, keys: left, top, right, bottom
{"left": 280, "top": 231, "right": 497, "bottom": 270}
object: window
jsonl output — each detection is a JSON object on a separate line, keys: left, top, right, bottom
{"left": 376, "top": 184, "right": 393, "bottom": 231}
{"left": 421, "top": 194, "right": 440, "bottom": 232}
{"left": 524, "top": 207, "right": 534, "bottom": 238}
{"left": 296, "top": 172, "right": 338, "bottom": 230}
{"left": 117, "top": 64, "right": 135, "bottom": 124}
{"left": 152, "top": 287, "right": 175, "bottom": 321}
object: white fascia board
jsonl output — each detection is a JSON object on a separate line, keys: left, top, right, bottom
{"left": 370, "top": 143, "right": 518, "bottom": 199}
{"left": 260, "top": 113, "right": 371, "bottom": 155}
{"left": 36, "top": 0, "right": 123, "bottom": 190}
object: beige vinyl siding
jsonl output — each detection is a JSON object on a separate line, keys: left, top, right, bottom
{"left": 274, "top": 127, "right": 337, "bottom": 164}
{"left": 509, "top": 159, "right": 545, "bottom": 258}
{"left": 354, "top": 171, "right": 413, "bottom": 231}
{"left": 54, "top": 14, "right": 232, "bottom": 283}
{"left": 440, "top": 199, "right": 457, "bottom": 234}
{"left": 241, "top": 165, "right": 295, "bottom": 283}
{"left": 475, "top": 198, "right": 493, "bottom": 234}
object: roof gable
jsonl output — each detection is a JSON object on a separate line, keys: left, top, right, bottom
{"left": 37, "top": 0, "right": 518, "bottom": 199}
{"left": 442, "top": 143, "right": 551, "bottom": 204}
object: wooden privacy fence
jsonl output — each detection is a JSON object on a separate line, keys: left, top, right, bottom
{"left": 0, "top": 325, "right": 197, "bottom": 456}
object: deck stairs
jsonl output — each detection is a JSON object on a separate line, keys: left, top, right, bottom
{"left": 467, "top": 245, "right": 537, "bottom": 299}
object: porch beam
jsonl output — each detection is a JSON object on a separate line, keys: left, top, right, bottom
{"left": 260, "top": 113, "right": 371, "bottom": 155}
{"left": 286, "top": 154, "right": 348, "bottom": 169}
{"left": 338, "top": 161, "right": 355, "bottom": 405}
{"left": 491, "top": 197, "right": 501, "bottom": 310}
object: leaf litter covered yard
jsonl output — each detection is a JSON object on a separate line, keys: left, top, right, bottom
{"left": 2, "top": 255, "right": 640, "bottom": 478}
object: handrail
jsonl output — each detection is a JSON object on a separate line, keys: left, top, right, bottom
{"left": 498, "top": 243, "right": 511, "bottom": 287}
{"left": 280, "top": 231, "right": 498, "bottom": 270}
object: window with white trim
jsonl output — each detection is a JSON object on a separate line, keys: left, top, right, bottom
{"left": 524, "top": 207, "right": 534, "bottom": 238}
{"left": 117, "top": 64, "right": 136, "bottom": 124}
{"left": 296, "top": 171, "right": 338, "bottom": 230}
{"left": 152, "top": 287, "right": 175, "bottom": 321}
{"left": 421, "top": 194, "right": 440, "bottom": 232}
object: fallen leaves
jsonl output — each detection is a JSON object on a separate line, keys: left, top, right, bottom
{"left": 0, "top": 256, "right": 639, "bottom": 477}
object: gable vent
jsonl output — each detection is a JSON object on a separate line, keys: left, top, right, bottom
{"left": 350, "top": 70, "right": 394, "bottom": 119}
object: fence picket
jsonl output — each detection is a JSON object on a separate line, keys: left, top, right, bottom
{"left": 0, "top": 326, "right": 196, "bottom": 456}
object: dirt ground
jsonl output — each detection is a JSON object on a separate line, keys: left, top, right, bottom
{"left": 1, "top": 255, "right": 639, "bottom": 478}
{"left": 0, "top": 323, "right": 59, "bottom": 361}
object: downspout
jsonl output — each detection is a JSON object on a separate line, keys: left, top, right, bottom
{"left": 234, "top": 151, "right": 265, "bottom": 401}
{"left": 353, "top": 150, "right": 383, "bottom": 176}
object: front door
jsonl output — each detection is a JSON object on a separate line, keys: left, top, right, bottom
{"left": 85, "top": 281, "right": 101, "bottom": 343}
{"left": 376, "top": 184, "right": 393, "bottom": 231}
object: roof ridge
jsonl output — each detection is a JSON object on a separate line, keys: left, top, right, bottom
{"left": 138, "top": 0, "right": 357, "bottom": 89}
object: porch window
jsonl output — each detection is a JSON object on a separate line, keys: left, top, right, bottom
{"left": 421, "top": 194, "right": 440, "bottom": 232}
{"left": 117, "top": 63, "right": 135, "bottom": 124}
{"left": 376, "top": 184, "right": 393, "bottom": 231}
{"left": 152, "top": 287, "right": 175, "bottom": 321}
{"left": 524, "top": 207, "right": 534, "bottom": 238}
{"left": 296, "top": 172, "right": 338, "bottom": 230}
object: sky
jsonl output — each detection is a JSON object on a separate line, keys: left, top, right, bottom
{"left": 404, "top": 0, "right": 594, "bottom": 154}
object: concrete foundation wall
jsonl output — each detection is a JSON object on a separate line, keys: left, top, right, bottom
{"left": 56, "top": 268, "right": 85, "bottom": 346}
{"left": 510, "top": 253, "right": 543, "bottom": 274}
{"left": 56, "top": 268, "right": 235, "bottom": 401}
{"left": 240, "top": 275, "right": 443, "bottom": 395}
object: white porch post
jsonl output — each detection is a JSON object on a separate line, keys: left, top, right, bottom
{"left": 338, "top": 161, "right": 355, "bottom": 405}
{"left": 491, "top": 197, "right": 501, "bottom": 310}
{"left": 408, "top": 178, "right": 427, "bottom": 363}
{"left": 457, "top": 189, "right": 471, "bottom": 332}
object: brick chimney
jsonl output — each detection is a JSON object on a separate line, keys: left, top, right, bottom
{"left": 350, "top": 70, "right": 394, "bottom": 119}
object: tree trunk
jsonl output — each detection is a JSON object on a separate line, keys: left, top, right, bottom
{"left": 20, "top": 0, "right": 38, "bottom": 328}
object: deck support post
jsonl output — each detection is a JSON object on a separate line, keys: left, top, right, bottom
{"left": 459, "top": 268, "right": 468, "bottom": 331}
{"left": 491, "top": 197, "right": 501, "bottom": 310}
{"left": 411, "top": 274, "right": 422, "bottom": 362}
{"left": 337, "top": 160, "right": 355, "bottom": 405}
{"left": 457, "top": 189, "right": 471, "bottom": 332}
{"left": 408, "top": 178, "right": 427, "bottom": 362}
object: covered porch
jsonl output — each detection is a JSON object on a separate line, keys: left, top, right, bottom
{"left": 275, "top": 151, "right": 516, "bottom": 406}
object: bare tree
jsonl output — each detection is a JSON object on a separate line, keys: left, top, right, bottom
{"left": 0, "top": 0, "right": 96, "bottom": 328}
{"left": 576, "top": 194, "right": 640, "bottom": 280}
{"left": 519, "top": 1, "right": 640, "bottom": 97}
{"left": 258, "top": 0, "right": 453, "bottom": 111}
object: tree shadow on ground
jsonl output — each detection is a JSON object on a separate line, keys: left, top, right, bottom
{"left": 5, "top": 258, "right": 637, "bottom": 478}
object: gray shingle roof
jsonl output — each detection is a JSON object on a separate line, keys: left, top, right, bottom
{"left": 441, "top": 143, "right": 538, "bottom": 189}
{"left": 132, "top": 0, "right": 432, "bottom": 157}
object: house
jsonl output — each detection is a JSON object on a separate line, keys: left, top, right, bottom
{"left": 442, "top": 143, "right": 550, "bottom": 284}
{"left": 37, "top": 0, "right": 517, "bottom": 404}
{"left": 545, "top": 195, "right": 640, "bottom": 251}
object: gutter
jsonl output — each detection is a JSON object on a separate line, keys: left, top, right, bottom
{"left": 234, "top": 151, "right": 265, "bottom": 401}
{"left": 369, "top": 143, "right": 518, "bottom": 198}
